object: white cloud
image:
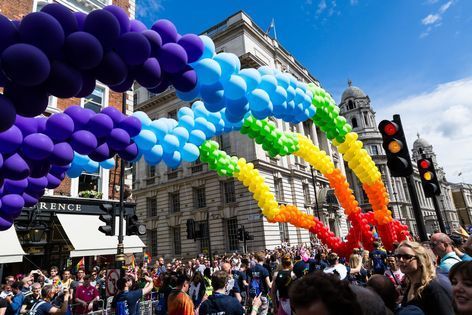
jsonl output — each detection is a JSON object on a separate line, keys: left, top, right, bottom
{"left": 422, "top": 14, "right": 440, "bottom": 25}
{"left": 136, "top": 0, "right": 164, "bottom": 25}
{"left": 376, "top": 77, "right": 472, "bottom": 184}
{"left": 317, "top": 0, "right": 327, "bottom": 15}
{"left": 419, "top": 0, "right": 454, "bottom": 37}
{"left": 439, "top": 0, "right": 453, "bottom": 13}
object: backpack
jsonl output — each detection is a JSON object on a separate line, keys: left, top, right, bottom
{"left": 249, "top": 275, "right": 262, "bottom": 298}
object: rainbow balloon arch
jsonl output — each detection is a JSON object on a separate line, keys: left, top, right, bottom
{"left": 0, "top": 3, "right": 409, "bottom": 256}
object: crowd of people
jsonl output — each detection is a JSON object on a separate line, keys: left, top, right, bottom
{"left": 1, "top": 232, "right": 471, "bottom": 314}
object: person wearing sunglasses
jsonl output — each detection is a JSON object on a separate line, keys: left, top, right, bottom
{"left": 395, "top": 240, "right": 453, "bottom": 315}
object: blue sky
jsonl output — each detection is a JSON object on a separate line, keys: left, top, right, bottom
{"left": 136, "top": 0, "right": 472, "bottom": 183}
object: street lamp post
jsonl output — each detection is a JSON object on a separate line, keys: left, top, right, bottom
{"left": 116, "top": 92, "right": 127, "bottom": 266}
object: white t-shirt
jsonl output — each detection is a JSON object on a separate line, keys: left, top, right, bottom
{"left": 323, "top": 264, "right": 348, "bottom": 280}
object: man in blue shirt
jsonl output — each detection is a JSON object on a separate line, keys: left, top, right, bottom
{"left": 111, "top": 275, "right": 153, "bottom": 315}
{"left": 198, "top": 271, "right": 244, "bottom": 315}
{"left": 248, "top": 252, "right": 271, "bottom": 315}
{"left": 5, "top": 282, "right": 24, "bottom": 315}
{"left": 430, "top": 233, "right": 462, "bottom": 274}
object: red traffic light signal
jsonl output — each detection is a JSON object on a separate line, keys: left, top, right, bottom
{"left": 417, "top": 157, "right": 441, "bottom": 198}
{"left": 378, "top": 115, "right": 413, "bottom": 177}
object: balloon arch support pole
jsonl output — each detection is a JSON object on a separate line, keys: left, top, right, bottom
{"left": 116, "top": 92, "right": 127, "bottom": 272}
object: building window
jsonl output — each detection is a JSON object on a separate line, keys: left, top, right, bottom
{"left": 191, "top": 157, "right": 203, "bottom": 173}
{"left": 169, "top": 192, "right": 180, "bottom": 213}
{"left": 147, "top": 228, "right": 158, "bottom": 257}
{"left": 168, "top": 110, "right": 177, "bottom": 120}
{"left": 364, "top": 112, "right": 369, "bottom": 126}
{"left": 147, "top": 197, "right": 157, "bottom": 217}
{"left": 351, "top": 117, "right": 358, "bottom": 128}
{"left": 371, "top": 145, "right": 379, "bottom": 155}
{"left": 84, "top": 86, "right": 106, "bottom": 113}
{"left": 303, "top": 120, "right": 313, "bottom": 140}
{"left": 78, "top": 169, "right": 101, "bottom": 196}
{"left": 133, "top": 93, "right": 138, "bottom": 107}
{"left": 226, "top": 218, "right": 239, "bottom": 251}
{"left": 197, "top": 221, "right": 210, "bottom": 254}
{"left": 348, "top": 100, "right": 355, "bottom": 110}
{"left": 303, "top": 183, "right": 311, "bottom": 204}
{"left": 223, "top": 180, "right": 236, "bottom": 204}
{"left": 279, "top": 222, "right": 289, "bottom": 242}
{"left": 274, "top": 178, "right": 284, "bottom": 201}
{"left": 218, "top": 133, "right": 231, "bottom": 152}
{"left": 167, "top": 168, "right": 179, "bottom": 179}
{"left": 146, "top": 165, "right": 156, "bottom": 185}
{"left": 171, "top": 227, "right": 181, "bottom": 255}
{"left": 193, "top": 187, "right": 207, "bottom": 209}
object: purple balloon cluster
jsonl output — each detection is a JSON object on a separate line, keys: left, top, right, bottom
{"left": 0, "top": 3, "right": 204, "bottom": 132}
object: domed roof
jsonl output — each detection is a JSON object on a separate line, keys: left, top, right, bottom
{"left": 341, "top": 80, "right": 367, "bottom": 103}
{"left": 413, "top": 133, "right": 431, "bottom": 149}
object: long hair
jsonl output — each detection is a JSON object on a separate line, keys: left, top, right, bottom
{"left": 349, "top": 253, "right": 362, "bottom": 269}
{"left": 397, "top": 240, "right": 436, "bottom": 298}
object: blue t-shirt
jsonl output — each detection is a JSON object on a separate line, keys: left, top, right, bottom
{"left": 248, "top": 264, "right": 270, "bottom": 296}
{"left": 111, "top": 289, "right": 143, "bottom": 315}
{"left": 370, "top": 249, "right": 387, "bottom": 274}
{"left": 28, "top": 301, "right": 53, "bottom": 315}
{"left": 198, "top": 293, "right": 244, "bottom": 315}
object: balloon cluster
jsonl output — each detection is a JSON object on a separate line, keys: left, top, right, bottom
{"left": 199, "top": 140, "right": 239, "bottom": 177}
{"left": 294, "top": 134, "right": 335, "bottom": 175}
{"left": 240, "top": 115, "right": 299, "bottom": 157}
{"left": 178, "top": 39, "right": 316, "bottom": 125}
{"left": 272, "top": 205, "right": 316, "bottom": 230}
{"left": 0, "top": 3, "right": 204, "bottom": 132}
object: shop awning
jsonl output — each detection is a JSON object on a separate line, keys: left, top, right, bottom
{"left": 0, "top": 226, "right": 26, "bottom": 264}
{"left": 56, "top": 213, "right": 145, "bottom": 258}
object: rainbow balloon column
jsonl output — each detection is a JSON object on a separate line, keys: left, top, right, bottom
{"left": 0, "top": 3, "right": 409, "bottom": 253}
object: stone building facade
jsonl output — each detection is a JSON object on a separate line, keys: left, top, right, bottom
{"left": 133, "top": 11, "right": 349, "bottom": 259}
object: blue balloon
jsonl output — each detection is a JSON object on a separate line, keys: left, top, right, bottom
{"left": 258, "top": 66, "right": 274, "bottom": 76}
{"left": 149, "top": 118, "right": 169, "bottom": 141}
{"left": 194, "top": 117, "right": 209, "bottom": 133}
{"left": 201, "top": 83, "right": 225, "bottom": 112}
{"left": 226, "top": 97, "right": 249, "bottom": 116}
{"left": 248, "top": 89, "right": 271, "bottom": 112}
{"left": 172, "top": 127, "right": 189, "bottom": 145}
{"left": 166, "top": 118, "right": 178, "bottom": 130}
{"left": 273, "top": 101, "right": 288, "bottom": 119}
{"left": 192, "top": 101, "right": 209, "bottom": 118}
{"left": 258, "top": 75, "right": 277, "bottom": 93}
{"left": 162, "top": 134, "right": 179, "bottom": 152}
{"left": 275, "top": 73, "right": 291, "bottom": 89}
{"left": 143, "top": 144, "right": 163, "bottom": 165}
{"left": 132, "top": 111, "right": 152, "bottom": 127}
{"left": 270, "top": 85, "right": 288, "bottom": 105}
{"left": 294, "top": 88, "right": 305, "bottom": 104}
{"left": 83, "top": 160, "right": 99, "bottom": 173}
{"left": 176, "top": 84, "right": 200, "bottom": 102}
{"left": 199, "top": 35, "right": 215, "bottom": 59}
{"left": 207, "top": 111, "right": 222, "bottom": 126}
{"left": 286, "top": 86, "right": 296, "bottom": 102}
{"left": 177, "top": 115, "right": 194, "bottom": 131}
{"left": 239, "top": 68, "right": 261, "bottom": 92}
{"left": 134, "top": 129, "right": 156, "bottom": 151}
{"left": 224, "top": 109, "right": 245, "bottom": 123}
{"left": 288, "top": 74, "right": 297, "bottom": 88}
{"left": 181, "top": 143, "right": 199, "bottom": 162}
{"left": 213, "top": 52, "right": 240, "bottom": 81}
{"left": 100, "top": 158, "right": 115, "bottom": 169}
{"left": 73, "top": 152, "right": 89, "bottom": 166}
{"left": 188, "top": 129, "right": 206, "bottom": 146}
{"left": 163, "top": 150, "right": 181, "bottom": 168}
{"left": 66, "top": 163, "right": 83, "bottom": 178}
{"left": 223, "top": 75, "right": 247, "bottom": 100}
{"left": 193, "top": 58, "right": 221, "bottom": 85}
{"left": 177, "top": 106, "right": 194, "bottom": 119}
{"left": 252, "top": 104, "right": 273, "bottom": 120}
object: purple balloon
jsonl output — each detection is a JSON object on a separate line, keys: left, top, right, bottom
{"left": 83, "top": 9, "right": 120, "bottom": 51}
{"left": 86, "top": 113, "right": 114, "bottom": 138}
{"left": 109, "top": 73, "right": 134, "bottom": 93}
{"left": 35, "top": 117, "right": 48, "bottom": 133}
{"left": 118, "top": 142, "right": 138, "bottom": 161}
{"left": 0, "top": 153, "right": 3, "bottom": 169}
{"left": 151, "top": 19, "right": 178, "bottom": 44}
{"left": 104, "top": 5, "right": 130, "bottom": 34}
{"left": 75, "top": 71, "right": 96, "bottom": 98}
{"left": 0, "top": 15, "right": 19, "bottom": 54}
{"left": 118, "top": 116, "right": 142, "bottom": 137}
{"left": 129, "top": 19, "right": 147, "bottom": 32}
{"left": 64, "top": 105, "right": 94, "bottom": 130}
{"left": 1, "top": 43, "right": 50, "bottom": 86}
{"left": 3, "top": 179, "right": 28, "bottom": 194}
{"left": 107, "top": 128, "right": 130, "bottom": 151}
{"left": 171, "top": 66, "right": 197, "bottom": 92}
{"left": 115, "top": 32, "right": 151, "bottom": 66}
{"left": 50, "top": 142, "right": 74, "bottom": 165}
{"left": 22, "top": 192, "right": 39, "bottom": 207}
{"left": 49, "top": 165, "right": 70, "bottom": 177}
{"left": 3, "top": 84, "right": 49, "bottom": 117}
{"left": 0, "top": 216, "right": 13, "bottom": 231}
{"left": 142, "top": 30, "right": 162, "bottom": 56}
{"left": 19, "top": 12, "right": 64, "bottom": 57}
{"left": 0, "top": 94, "right": 16, "bottom": 132}
{"left": 15, "top": 115, "right": 38, "bottom": 137}
{"left": 1, "top": 194, "right": 25, "bottom": 219}
{"left": 94, "top": 51, "right": 128, "bottom": 86}
{"left": 40, "top": 3, "right": 78, "bottom": 36}
{"left": 70, "top": 130, "right": 98, "bottom": 155}
{"left": 27, "top": 157, "right": 51, "bottom": 178}
{"left": 101, "top": 106, "right": 125, "bottom": 126}
{"left": 46, "top": 173, "right": 62, "bottom": 189}
{"left": 46, "top": 60, "right": 83, "bottom": 98}
{"left": 3, "top": 153, "right": 30, "bottom": 180}
{"left": 158, "top": 43, "right": 188, "bottom": 74}
{"left": 27, "top": 176, "right": 48, "bottom": 191}
{"left": 178, "top": 34, "right": 204, "bottom": 63}
{"left": 135, "top": 58, "right": 161, "bottom": 88}
{"left": 74, "top": 12, "right": 87, "bottom": 30}
{"left": 64, "top": 31, "right": 103, "bottom": 70}
{"left": 0, "top": 125, "right": 23, "bottom": 154}
{"left": 45, "top": 113, "right": 75, "bottom": 142}
{"left": 22, "top": 133, "right": 54, "bottom": 160}
{"left": 89, "top": 142, "right": 112, "bottom": 162}
{"left": 148, "top": 78, "right": 169, "bottom": 94}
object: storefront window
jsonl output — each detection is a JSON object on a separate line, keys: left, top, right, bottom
{"left": 78, "top": 169, "right": 101, "bottom": 198}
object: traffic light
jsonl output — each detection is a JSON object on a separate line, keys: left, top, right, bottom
{"left": 126, "top": 215, "right": 146, "bottom": 236}
{"left": 244, "top": 231, "right": 254, "bottom": 241}
{"left": 378, "top": 115, "right": 413, "bottom": 177}
{"left": 417, "top": 157, "right": 441, "bottom": 198}
{"left": 238, "top": 227, "right": 244, "bottom": 241}
{"left": 98, "top": 203, "right": 115, "bottom": 236}
{"left": 186, "top": 219, "right": 195, "bottom": 239}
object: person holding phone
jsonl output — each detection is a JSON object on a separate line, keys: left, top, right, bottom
{"left": 28, "top": 285, "right": 70, "bottom": 314}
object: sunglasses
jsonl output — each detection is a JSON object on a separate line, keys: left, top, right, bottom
{"left": 394, "top": 254, "right": 417, "bottom": 261}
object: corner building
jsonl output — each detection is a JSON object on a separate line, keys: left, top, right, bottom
{"left": 134, "top": 11, "right": 349, "bottom": 259}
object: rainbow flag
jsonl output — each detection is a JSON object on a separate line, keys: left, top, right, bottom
{"left": 144, "top": 252, "right": 151, "bottom": 264}
{"left": 76, "top": 257, "right": 85, "bottom": 271}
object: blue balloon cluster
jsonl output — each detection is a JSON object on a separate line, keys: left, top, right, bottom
{"left": 0, "top": 3, "right": 204, "bottom": 132}
{"left": 176, "top": 37, "right": 316, "bottom": 124}
{"left": 131, "top": 102, "right": 242, "bottom": 169}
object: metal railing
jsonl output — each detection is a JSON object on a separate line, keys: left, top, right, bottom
{"left": 86, "top": 300, "right": 155, "bottom": 315}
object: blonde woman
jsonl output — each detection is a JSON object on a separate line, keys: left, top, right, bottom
{"left": 396, "top": 240, "right": 453, "bottom": 315}
{"left": 348, "top": 250, "right": 367, "bottom": 285}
